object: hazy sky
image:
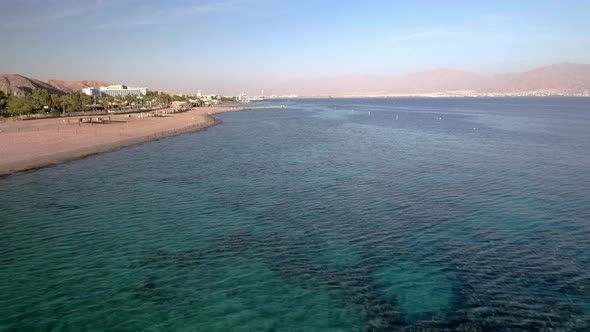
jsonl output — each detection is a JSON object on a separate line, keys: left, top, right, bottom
{"left": 1, "top": 0, "right": 589, "bottom": 94}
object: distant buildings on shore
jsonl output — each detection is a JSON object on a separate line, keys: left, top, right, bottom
{"left": 80, "top": 84, "right": 302, "bottom": 102}
{"left": 82, "top": 85, "right": 148, "bottom": 97}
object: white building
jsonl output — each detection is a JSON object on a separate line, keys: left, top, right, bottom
{"left": 82, "top": 85, "right": 148, "bottom": 97}
{"left": 99, "top": 85, "right": 147, "bottom": 97}
{"left": 81, "top": 87, "right": 102, "bottom": 97}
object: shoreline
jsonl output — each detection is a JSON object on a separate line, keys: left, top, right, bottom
{"left": 0, "top": 106, "right": 246, "bottom": 177}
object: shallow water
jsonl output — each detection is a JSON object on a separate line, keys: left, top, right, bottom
{"left": 1, "top": 97, "right": 590, "bottom": 331}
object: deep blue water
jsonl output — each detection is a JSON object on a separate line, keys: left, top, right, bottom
{"left": 1, "top": 97, "right": 590, "bottom": 331}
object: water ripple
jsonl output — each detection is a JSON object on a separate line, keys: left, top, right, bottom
{"left": 1, "top": 98, "right": 590, "bottom": 330}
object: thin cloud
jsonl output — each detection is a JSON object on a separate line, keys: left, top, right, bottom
{"left": 92, "top": 0, "right": 258, "bottom": 30}
{"left": 390, "top": 13, "right": 556, "bottom": 45}
{"left": 1, "top": 0, "right": 114, "bottom": 28}
{"left": 94, "top": 19, "right": 158, "bottom": 30}
{"left": 41, "top": 0, "right": 113, "bottom": 20}
{"left": 50, "top": 5, "right": 98, "bottom": 20}
{"left": 185, "top": 0, "right": 255, "bottom": 13}
{"left": 392, "top": 29, "right": 445, "bottom": 42}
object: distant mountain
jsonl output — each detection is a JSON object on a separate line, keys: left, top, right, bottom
{"left": 390, "top": 69, "right": 484, "bottom": 94}
{"left": 3, "top": 63, "right": 590, "bottom": 97}
{"left": 45, "top": 79, "right": 111, "bottom": 94}
{"left": 272, "top": 63, "right": 590, "bottom": 96}
{"left": 0, "top": 74, "right": 110, "bottom": 96}
{"left": 483, "top": 63, "right": 590, "bottom": 94}
{"left": 0, "top": 74, "right": 65, "bottom": 96}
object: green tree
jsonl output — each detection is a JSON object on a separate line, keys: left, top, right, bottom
{"left": 50, "top": 94, "right": 61, "bottom": 113}
{"left": 53, "top": 94, "right": 68, "bottom": 114}
{"left": 159, "top": 92, "right": 171, "bottom": 104}
{"left": 0, "top": 91, "right": 7, "bottom": 114}
{"left": 68, "top": 93, "right": 83, "bottom": 113}
{"left": 112, "top": 95, "right": 124, "bottom": 107}
{"left": 80, "top": 92, "right": 93, "bottom": 108}
{"left": 7, "top": 96, "right": 35, "bottom": 115}
{"left": 104, "top": 96, "right": 116, "bottom": 109}
{"left": 107, "top": 96, "right": 115, "bottom": 109}
{"left": 171, "top": 95, "right": 188, "bottom": 102}
{"left": 31, "top": 88, "right": 52, "bottom": 112}
{"left": 123, "top": 94, "right": 136, "bottom": 106}
{"left": 54, "top": 93, "right": 82, "bottom": 113}
{"left": 98, "top": 96, "right": 111, "bottom": 110}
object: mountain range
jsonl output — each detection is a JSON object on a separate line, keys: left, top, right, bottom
{"left": 272, "top": 63, "right": 590, "bottom": 96}
{"left": 0, "top": 74, "right": 110, "bottom": 96}
{"left": 2, "top": 63, "right": 590, "bottom": 97}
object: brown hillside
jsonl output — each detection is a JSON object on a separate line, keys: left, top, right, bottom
{"left": 485, "top": 63, "right": 590, "bottom": 94}
{"left": 275, "top": 63, "right": 590, "bottom": 96}
{"left": 45, "top": 79, "right": 111, "bottom": 94}
{"left": 0, "top": 74, "right": 111, "bottom": 96}
{"left": 0, "top": 74, "right": 65, "bottom": 96}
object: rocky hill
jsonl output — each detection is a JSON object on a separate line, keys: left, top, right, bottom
{"left": 0, "top": 74, "right": 110, "bottom": 96}
{"left": 45, "top": 79, "right": 111, "bottom": 94}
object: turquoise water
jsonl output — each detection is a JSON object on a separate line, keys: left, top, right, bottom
{"left": 1, "top": 97, "right": 590, "bottom": 331}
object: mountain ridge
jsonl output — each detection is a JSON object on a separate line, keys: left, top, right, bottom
{"left": 0, "top": 74, "right": 110, "bottom": 96}
{"left": 2, "top": 63, "right": 590, "bottom": 97}
{"left": 273, "top": 63, "right": 590, "bottom": 96}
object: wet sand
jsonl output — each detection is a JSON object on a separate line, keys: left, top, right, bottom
{"left": 0, "top": 106, "right": 245, "bottom": 176}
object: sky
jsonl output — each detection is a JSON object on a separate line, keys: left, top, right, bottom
{"left": 1, "top": 0, "right": 589, "bottom": 94}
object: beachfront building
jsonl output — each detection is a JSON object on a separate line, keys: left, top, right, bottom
{"left": 81, "top": 87, "right": 102, "bottom": 97}
{"left": 99, "top": 85, "right": 148, "bottom": 97}
{"left": 82, "top": 85, "right": 148, "bottom": 97}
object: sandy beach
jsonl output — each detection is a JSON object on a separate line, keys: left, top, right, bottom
{"left": 0, "top": 106, "right": 244, "bottom": 176}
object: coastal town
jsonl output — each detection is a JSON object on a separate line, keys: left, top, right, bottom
{"left": 0, "top": 78, "right": 262, "bottom": 176}
{"left": 0, "top": 78, "right": 253, "bottom": 119}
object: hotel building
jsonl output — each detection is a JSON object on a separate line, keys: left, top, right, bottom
{"left": 82, "top": 85, "right": 148, "bottom": 97}
{"left": 81, "top": 87, "right": 102, "bottom": 97}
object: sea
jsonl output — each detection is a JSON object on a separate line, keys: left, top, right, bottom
{"left": 1, "top": 97, "right": 589, "bottom": 331}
